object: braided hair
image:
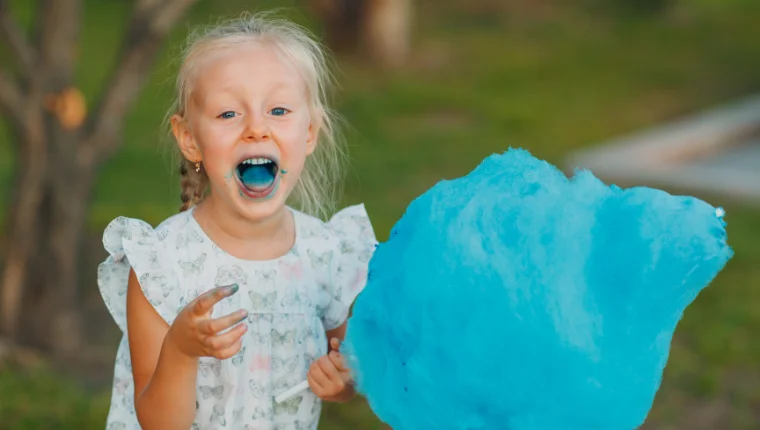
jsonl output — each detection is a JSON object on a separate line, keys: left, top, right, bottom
{"left": 179, "top": 158, "right": 208, "bottom": 212}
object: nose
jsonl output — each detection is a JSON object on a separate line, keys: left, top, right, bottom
{"left": 242, "top": 112, "right": 269, "bottom": 142}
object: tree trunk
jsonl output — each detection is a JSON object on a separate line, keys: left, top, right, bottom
{"left": 0, "top": 0, "right": 200, "bottom": 358}
{"left": 0, "top": 109, "right": 46, "bottom": 340}
{"left": 22, "top": 168, "right": 92, "bottom": 356}
{"left": 307, "top": 0, "right": 413, "bottom": 67}
{"left": 1, "top": 112, "right": 92, "bottom": 358}
{"left": 308, "top": 0, "right": 367, "bottom": 54}
{"left": 363, "top": 0, "right": 412, "bottom": 67}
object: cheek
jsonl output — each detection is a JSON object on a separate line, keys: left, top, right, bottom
{"left": 275, "top": 116, "right": 312, "bottom": 151}
{"left": 195, "top": 126, "right": 237, "bottom": 175}
{"left": 278, "top": 133, "right": 308, "bottom": 188}
{"left": 285, "top": 154, "right": 307, "bottom": 178}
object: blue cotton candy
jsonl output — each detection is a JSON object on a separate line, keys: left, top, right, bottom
{"left": 342, "top": 148, "right": 733, "bottom": 430}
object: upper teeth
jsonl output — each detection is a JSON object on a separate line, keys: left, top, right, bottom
{"left": 241, "top": 157, "right": 273, "bottom": 165}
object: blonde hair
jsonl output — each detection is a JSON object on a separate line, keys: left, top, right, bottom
{"left": 166, "top": 11, "right": 346, "bottom": 220}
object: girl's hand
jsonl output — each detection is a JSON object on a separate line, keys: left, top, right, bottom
{"left": 307, "top": 338, "right": 355, "bottom": 402}
{"left": 165, "top": 284, "right": 248, "bottom": 360}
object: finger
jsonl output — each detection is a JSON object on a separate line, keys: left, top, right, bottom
{"left": 309, "top": 362, "right": 332, "bottom": 389}
{"left": 328, "top": 350, "right": 346, "bottom": 371}
{"left": 307, "top": 370, "right": 324, "bottom": 394}
{"left": 330, "top": 337, "right": 341, "bottom": 351}
{"left": 317, "top": 356, "right": 343, "bottom": 384}
{"left": 194, "top": 284, "right": 239, "bottom": 315}
{"left": 204, "top": 321, "right": 247, "bottom": 352}
{"left": 200, "top": 309, "right": 248, "bottom": 335}
{"left": 213, "top": 338, "right": 243, "bottom": 360}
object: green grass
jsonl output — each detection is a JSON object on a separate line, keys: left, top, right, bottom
{"left": 0, "top": 363, "right": 112, "bottom": 430}
{"left": 0, "top": 361, "right": 387, "bottom": 430}
{"left": 2, "top": 0, "right": 760, "bottom": 428}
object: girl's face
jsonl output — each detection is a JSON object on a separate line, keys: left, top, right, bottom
{"left": 173, "top": 42, "right": 318, "bottom": 222}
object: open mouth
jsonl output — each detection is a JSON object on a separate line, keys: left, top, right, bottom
{"left": 234, "top": 156, "right": 280, "bottom": 199}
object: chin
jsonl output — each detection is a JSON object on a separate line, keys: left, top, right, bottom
{"left": 233, "top": 197, "right": 290, "bottom": 222}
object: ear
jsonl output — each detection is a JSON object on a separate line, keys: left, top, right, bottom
{"left": 171, "top": 114, "right": 202, "bottom": 162}
{"left": 305, "top": 109, "right": 323, "bottom": 156}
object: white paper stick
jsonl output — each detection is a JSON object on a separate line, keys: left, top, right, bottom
{"left": 274, "top": 380, "right": 309, "bottom": 403}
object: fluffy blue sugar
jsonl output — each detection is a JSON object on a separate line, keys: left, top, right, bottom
{"left": 342, "top": 148, "right": 733, "bottom": 430}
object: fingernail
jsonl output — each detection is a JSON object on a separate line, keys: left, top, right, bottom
{"left": 227, "top": 284, "right": 239, "bottom": 295}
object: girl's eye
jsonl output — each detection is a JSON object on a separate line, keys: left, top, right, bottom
{"left": 270, "top": 107, "right": 289, "bottom": 116}
{"left": 219, "top": 111, "right": 237, "bottom": 119}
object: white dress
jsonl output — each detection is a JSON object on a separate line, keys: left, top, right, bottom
{"left": 97, "top": 204, "right": 377, "bottom": 430}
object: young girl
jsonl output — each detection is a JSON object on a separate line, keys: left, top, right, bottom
{"left": 97, "top": 12, "right": 377, "bottom": 430}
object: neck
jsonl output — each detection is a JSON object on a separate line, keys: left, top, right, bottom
{"left": 191, "top": 195, "right": 294, "bottom": 260}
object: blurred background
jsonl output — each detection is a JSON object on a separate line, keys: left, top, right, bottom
{"left": 1, "top": 0, "right": 759, "bottom": 428}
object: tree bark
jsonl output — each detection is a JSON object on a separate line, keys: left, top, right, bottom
{"left": 0, "top": 111, "right": 91, "bottom": 356}
{"left": 363, "top": 0, "right": 412, "bottom": 67}
{"left": 19, "top": 150, "right": 93, "bottom": 356}
{"left": 0, "top": 107, "right": 46, "bottom": 340}
{"left": 307, "top": 0, "right": 368, "bottom": 54}
{"left": 0, "top": 0, "right": 200, "bottom": 358}
{"left": 307, "top": 0, "right": 413, "bottom": 67}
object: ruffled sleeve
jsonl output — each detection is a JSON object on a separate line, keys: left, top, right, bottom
{"left": 97, "top": 217, "right": 184, "bottom": 333}
{"left": 322, "top": 204, "right": 378, "bottom": 330}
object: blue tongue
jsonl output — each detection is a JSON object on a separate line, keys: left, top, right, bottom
{"left": 239, "top": 165, "right": 276, "bottom": 191}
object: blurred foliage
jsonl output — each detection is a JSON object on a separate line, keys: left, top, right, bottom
{"left": 1, "top": 0, "right": 760, "bottom": 428}
{"left": 596, "top": 0, "right": 674, "bottom": 15}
